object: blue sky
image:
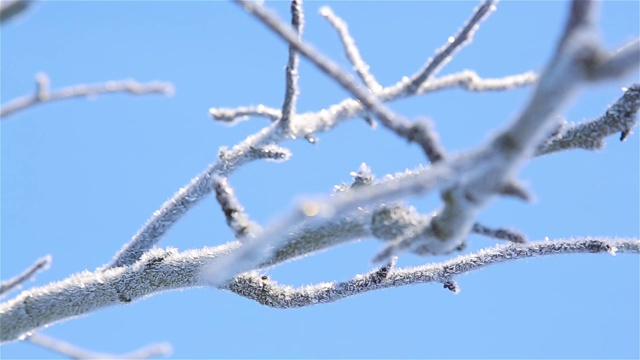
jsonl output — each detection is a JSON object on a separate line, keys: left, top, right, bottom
{"left": 1, "top": 1, "right": 638, "bottom": 358}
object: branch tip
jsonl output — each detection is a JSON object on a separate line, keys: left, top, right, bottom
{"left": 443, "top": 280, "right": 460, "bottom": 294}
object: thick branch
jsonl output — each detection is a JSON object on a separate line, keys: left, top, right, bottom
{"left": 3, "top": 238, "right": 636, "bottom": 343}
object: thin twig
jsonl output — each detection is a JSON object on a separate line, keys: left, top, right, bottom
{"left": 279, "top": 0, "right": 304, "bottom": 129}
{"left": 209, "top": 104, "right": 281, "bottom": 123}
{"left": 0, "top": 73, "right": 174, "bottom": 119}
{"left": 408, "top": 0, "right": 498, "bottom": 92}
{"left": 418, "top": 70, "right": 538, "bottom": 93}
{"left": 320, "top": 6, "right": 382, "bottom": 92}
{"left": 212, "top": 175, "right": 259, "bottom": 239}
{"left": 27, "top": 333, "right": 172, "bottom": 359}
{"left": 471, "top": 223, "right": 526, "bottom": 243}
{"left": 0, "top": 256, "right": 51, "bottom": 297}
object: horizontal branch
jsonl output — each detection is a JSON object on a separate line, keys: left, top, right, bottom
{"left": 2, "top": 237, "right": 637, "bottom": 343}
{"left": 0, "top": 73, "right": 174, "bottom": 119}
{"left": 27, "top": 333, "right": 172, "bottom": 359}
{"left": 228, "top": 238, "right": 639, "bottom": 308}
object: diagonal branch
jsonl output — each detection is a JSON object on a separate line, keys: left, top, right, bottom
{"left": 320, "top": 6, "right": 382, "bottom": 92}
{"left": 408, "top": 0, "right": 498, "bottom": 92}
{"left": 212, "top": 175, "right": 260, "bottom": 239}
{"left": 536, "top": 83, "right": 640, "bottom": 155}
{"left": 0, "top": 256, "right": 51, "bottom": 297}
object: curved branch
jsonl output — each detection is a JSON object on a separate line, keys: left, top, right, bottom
{"left": 228, "top": 238, "right": 639, "bottom": 308}
{"left": 2, "top": 238, "right": 637, "bottom": 343}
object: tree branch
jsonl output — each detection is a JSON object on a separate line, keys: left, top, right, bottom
{"left": 0, "top": 73, "right": 174, "bottom": 119}
{"left": 320, "top": 6, "right": 382, "bottom": 92}
{"left": 537, "top": 83, "right": 640, "bottom": 155}
{"left": 279, "top": 0, "right": 304, "bottom": 129}
{"left": 0, "top": 256, "right": 51, "bottom": 297}
{"left": 228, "top": 238, "right": 639, "bottom": 308}
{"left": 27, "top": 333, "right": 172, "bottom": 359}
{"left": 3, "top": 238, "right": 636, "bottom": 343}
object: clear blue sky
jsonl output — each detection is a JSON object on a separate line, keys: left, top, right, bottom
{"left": 2, "top": 1, "right": 638, "bottom": 358}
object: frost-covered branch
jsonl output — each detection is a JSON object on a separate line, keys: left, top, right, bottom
{"left": 0, "top": 73, "right": 174, "bottom": 119}
{"left": 418, "top": 70, "right": 538, "bottom": 93}
{"left": 27, "top": 333, "right": 172, "bottom": 359}
{"left": 103, "top": 1, "right": 536, "bottom": 271}
{"left": 320, "top": 6, "right": 382, "bottom": 92}
{"left": 204, "top": 0, "right": 639, "bottom": 283}
{"left": 537, "top": 83, "right": 640, "bottom": 155}
{"left": 228, "top": 238, "right": 639, "bottom": 308}
{"left": 3, "top": 237, "right": 637, "bottom": 343}
{"left": 407, "top": 0, "right": 497, "bottom": 92}
{"left": 279, "top": 0, "right": 304, "bottom": 129}
{"left": 212, "top": 176, "right": 260, "bottom": 238}
{"left": 0, "top": 256, "right": 51, "bottom": 297}
{"left": 235, "top": 0, "right": 443, "bottom": 160}
{"left": 209, "top": 105, "right": 281, "bottom": 123}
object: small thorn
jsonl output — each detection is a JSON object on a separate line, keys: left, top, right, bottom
{"left": 363, "top": 115, "right": 377, "bottom": 128}
{"left": 499, "top": 181, "right": 532, "bottom": 202}
{"left": 620, "top": 129, "right": 632, "bottom": 141}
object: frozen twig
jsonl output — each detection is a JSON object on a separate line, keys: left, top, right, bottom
{"left": 0, "top": 256, "right": 51, "bottom": 297}
{"left": 0, "top": 73, "right": 174, "bottom": 119}
{"left": 209, "top": 105, "right": 281, "bottom": 123}
{"left": 235, "top": 0, "right": 443, "bottom": 160}
{"left": 0, "top": 0, "right": 32, "bottom": 24}
{"left": 471, "top": 223, "right": 526, "bottom": 244}
{"left": 279, "top": 0, "right": 304, "bottom": 129}
{"left": 537, "top": 83, "right": 640, "bottom": 155}
{"left": 212, "top": 176, "right": 260, "bottom": 239}
{"left": 3, "top": 238, "right": 636, "bottom": 342}
{"left": 27, "top": 333, "right": 172, "bottom": 359}
{"left": 226, "top": 238, "right": 638, "bottom": 308}
{"left": 418, "top": 70, "right": 538, "bottom": 93}
{"left": 407, "top": 0, "right": 498, "bottom": 93}
{"left": 320, "top": 6, "right": 382, "bottom": 92}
